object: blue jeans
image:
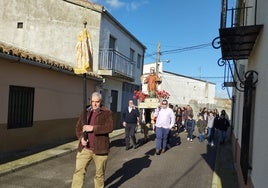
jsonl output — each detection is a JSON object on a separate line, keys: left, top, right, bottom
{"left": 207, "top": 127, "right": 215, "bottom": 144}
{"left": 198, "top": 132, "right": 205, "bottom": 142}
{"left": 218, "top": 130, "right": 227, "bottom": 144}
{"left": 187, "top": 127, "right": 194, "bottom": 140}
{"left": 155, "top": 127, "right": 170, "bottom": 150}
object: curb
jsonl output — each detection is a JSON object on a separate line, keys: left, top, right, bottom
{"left": 0, "top": 128, "right": 125, "bottom": 177}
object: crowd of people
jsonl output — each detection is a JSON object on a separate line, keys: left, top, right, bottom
{"left": 173, "top": 105, "right": 230, "bottom": 147}
{"left": 133, "top": 66, "right": 230, "bottom": 154}
{"left": 134, "top": 103, "right": 231, "bottom": 156}
{"left": 70, "top": 91, "right": 231, "bottom": 187}
{"left": 121, "top": 98, "right": 231, "bottom": 156}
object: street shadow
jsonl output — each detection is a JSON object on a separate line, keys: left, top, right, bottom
{"left": 208, "top": 136, "right": 239, "bottom": 188}
{"left": 200, "top": 144, "right": 217, "bottom": 170}
{"left": 104, "top": 155, "right": 152, "bottom": 188}
{"left": 200, "top": 133, "right": 218, "bottom": 171}
{"left": 168, "top": 130, "right": 182, "bottom": 147}
{"left": 144, "top": 148, "right": 156, "bottom": 156}
{"left": 109, "top": 138, "right": 125, "bottom": 148}
{"left": 0, "top": 138, "right": 76, "bottom": 164}
{"left": 136, "top": 132, "right": 156, "bottom": 147}
{"left": 177, "top": 125, "right": 186, "bottom": 134}
{"left": 109, "top": 131, "right": 157, "bottom": 149}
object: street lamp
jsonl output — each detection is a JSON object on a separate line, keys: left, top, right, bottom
{"left": 156, "top": 59, "right": 170, "bottom": 74}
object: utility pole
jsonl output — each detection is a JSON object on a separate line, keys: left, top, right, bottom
{"left": 156, "top": 42, "right": 161, "bottom": 74}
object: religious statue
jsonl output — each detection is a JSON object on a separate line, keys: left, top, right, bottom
{"left": 143, "top": 67, "right": 162, "bottom": 98}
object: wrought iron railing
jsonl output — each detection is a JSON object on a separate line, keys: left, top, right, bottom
{"left": 99, "top": 49, "right": 135, "bottom": 79}
{"left": 212, "top": 37, "right": 259, "bottom": 92}
{"left": 220, "top": 0, "right": 256, "bottom": 28}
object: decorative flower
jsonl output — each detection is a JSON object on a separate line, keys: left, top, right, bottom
{"left": 156, "top": 90, "right": 170, "bottom": 99}
{"left": 133, "top": 89, "right": 170, "bottom": 102}
{"left": 133, "top": 90, "right": 148, "bottom": 102}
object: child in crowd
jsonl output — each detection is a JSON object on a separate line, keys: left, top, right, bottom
{"left": 196, "top": 115, "right": 206, "bottom": 142}
{"left": 186, "top": 114, "right": 195, "bottom": 142}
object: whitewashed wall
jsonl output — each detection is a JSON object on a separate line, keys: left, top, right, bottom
{"left": 142, "top": 63, "right": 216, "bottom": 106}
{"left": 0, "top": 0, "right": 145, "bottom": 112}
{"left": 231, "top": 0, "right": 268, "bottom": 187}
{"left": 0, "top": 0, "right": 102, "bottom": 68}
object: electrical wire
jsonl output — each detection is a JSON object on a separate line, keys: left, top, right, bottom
{"left": 145, "top": 42, "right": 212, "bottom": 58}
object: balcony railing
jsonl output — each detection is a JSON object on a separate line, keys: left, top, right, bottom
{"left": 98, "top": 49, "right": 135, "bottom": 80}
{"left": 221, "top": 0, "right": 255, "bottom": 28}
{"left": 218, "top": 0, "right": 263, "bottom": 60}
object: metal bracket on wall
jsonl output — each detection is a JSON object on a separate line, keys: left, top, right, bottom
{"left": 212, "top": 36, "right": 258, "bottom": 92}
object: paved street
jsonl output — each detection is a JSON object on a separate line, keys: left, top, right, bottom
{"left": 0, "top": 129, "right": 217, "bottom": 188}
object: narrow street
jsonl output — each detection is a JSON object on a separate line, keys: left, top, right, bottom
{"left": 0, "top": 129, "right": 217, "bottom": 188}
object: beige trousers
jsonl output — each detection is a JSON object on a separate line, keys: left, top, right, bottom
{"left": 71, "top": 148, "right": 108, "bottom": 188}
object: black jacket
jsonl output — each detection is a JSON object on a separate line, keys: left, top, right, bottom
{"left": 122, "top": 107, "right": 140, "bottom": 124}
{"left": 217, "top": 117, "right": 230, "bottom": 131}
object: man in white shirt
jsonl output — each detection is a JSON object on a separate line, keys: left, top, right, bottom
{"left": 154, "top": 99, "right": 175, "bottom": 155}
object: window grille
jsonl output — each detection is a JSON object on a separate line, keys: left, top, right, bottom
{"left": 8, "top": 85, "right": 35, "bottom": 129}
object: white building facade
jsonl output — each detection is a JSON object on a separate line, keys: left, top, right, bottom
{"left": 215, "top": 0, "right": 268, "bottom": 187}
{"left": 142, "top": 62, "right": 216, "bottom": 114}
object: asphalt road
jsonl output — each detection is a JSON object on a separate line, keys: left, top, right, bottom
{"left": 0, "top": 129, "right": 217, "bottom": 188}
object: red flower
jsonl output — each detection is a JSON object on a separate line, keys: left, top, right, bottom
{"left": 133, "top": 89, "right": 170, "bottom": 102}
{"left": 133, "top": 90, "right": 148, "bottom": 102}
{"left": 156, "top": 90, "right": 170, "bottom": 99}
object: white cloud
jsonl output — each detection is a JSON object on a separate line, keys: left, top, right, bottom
{"left": 101, "top": 0, "right": 148, "bottom": 11}
{"left": 105, "top": 0, "right": 125, "bottom": 9}
{"left": 126, "top": 2, "right": 139, "bottom": 11}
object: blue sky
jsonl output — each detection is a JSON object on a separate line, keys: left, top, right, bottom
{"left": 89, "top": 0, "right": 230, "bottom": 98}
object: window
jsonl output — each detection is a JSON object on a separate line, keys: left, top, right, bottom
{"left": 109, "top": 35, "right": 116, "bottom": 49}
{"left": 130, "top": 48, "right": 135, "bottom": 63}
{"left": 17, "top": 22, "right": 23, "bottom": 29}
{"left": 8, "top": 85, "right": 35, "bottom": 129}
{"left": 108, "top": 36, "right": 116, "bottom": 68}
{"left": 137, "top": 54, "right": 141, "bottom": 69}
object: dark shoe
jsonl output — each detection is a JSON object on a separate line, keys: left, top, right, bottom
{"left": 155, "top": 150, "right": 160, "bottom": 155}
{"left": 161, "top": 149, "right": 166, "bottom": 153}
{"left": 133, "top": 145, "right": 138, "bottom": 149}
